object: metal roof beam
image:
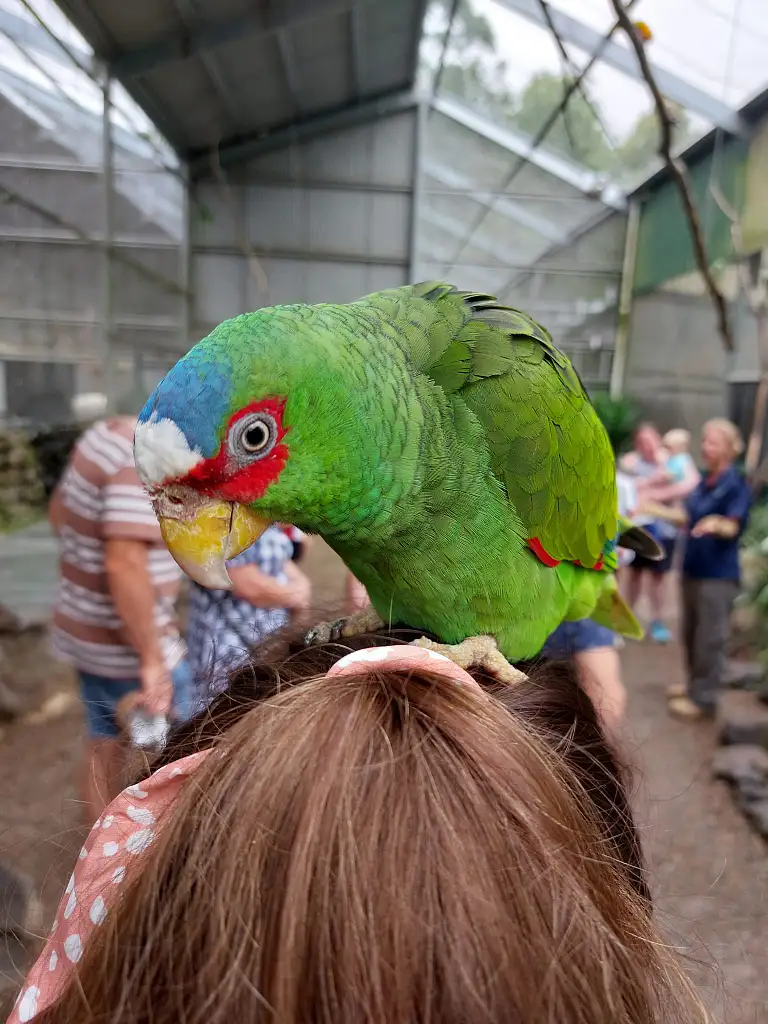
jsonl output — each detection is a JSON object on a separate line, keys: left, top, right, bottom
{"left": 112, "top": 0, "right": 371, "bottom": 79}
{"left": 432, "top": 95, "right": 626, "bottom": 210}
{"left": 497, "top": 0, "right": 746, "bottom": 134}
{"left": 189, "top": 88, "right": 417, "bottom": 176}
{"left": 500, "top": 206, "right": 621, "bottom": 295}
{"left": 424, "top": 159, "right": 568, "bottom": 243}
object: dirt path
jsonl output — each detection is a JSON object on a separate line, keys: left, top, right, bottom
{"left": 625, "top": 640, "right": 768, "bottom": 1022}
{"left": 0, "top": 545, "right": 765, "bottom": 1019}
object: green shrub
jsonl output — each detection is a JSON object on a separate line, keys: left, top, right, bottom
{"left": 736, "top": 500, "right": 768, "bottom": 668}
{"left": 590, "top": 392, "right": 640, "bottom": 455}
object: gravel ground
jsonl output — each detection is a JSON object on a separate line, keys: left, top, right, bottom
{"left": 0, "top": 545, "right": 765, "bottom": 1020}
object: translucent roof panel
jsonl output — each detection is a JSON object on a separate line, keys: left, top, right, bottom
{"left": 604, "top": 0, "right": 768, "bottom": 110}
{"left": 416, "top": 98, "right": 627, "bottom": 369}
{"left": 423, "top": 0, "right": 768, "bottom": 192}
{"left": 421, "top": 102, "right": 617, "bottom": 281}
{"left": 0, "top": 0, "right": 179, "bottom": 169}
{"left": 0, "top": 0, "right": 184, "bottom": 238}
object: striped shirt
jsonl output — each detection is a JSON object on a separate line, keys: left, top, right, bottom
{"left": 50, "top": 418, "right": 183, "bottom": 680}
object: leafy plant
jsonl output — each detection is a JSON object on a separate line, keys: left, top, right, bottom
{"left": 590, "top": 392, "right": 640, "bottom": 455}
{"left": 735, "top": 500, "right": 768, "bottom": 675}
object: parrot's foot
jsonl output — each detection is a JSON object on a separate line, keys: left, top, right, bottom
{"left": 410, "top": 635, "right": 527, "bottom": 686}
{"left": 304, "top": 605, "right": 385, "bottom": 646}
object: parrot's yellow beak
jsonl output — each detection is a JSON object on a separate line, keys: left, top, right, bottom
{"left": 153, "top": 487, "right": 270, "bottom": 590}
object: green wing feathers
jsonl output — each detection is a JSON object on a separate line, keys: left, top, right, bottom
{"left": 591, "top": 577, "right": 644, "bottom": 640}
{"left": 373, "top": 282, "right": 618, "bottom": 569}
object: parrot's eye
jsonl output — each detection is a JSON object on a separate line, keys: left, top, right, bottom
{"left": 229, "top": 412, "right": 277, "bottom": 461}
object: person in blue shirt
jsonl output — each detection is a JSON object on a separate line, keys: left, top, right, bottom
{"left": 644, "top": 419, "right": 752, "bottom": 720}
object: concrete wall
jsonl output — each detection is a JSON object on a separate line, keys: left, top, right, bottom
{"left": 624, "top": 289, "right": 730, "bottom": 436}
{"left": 190, "top": 107, "right": 418, "bottom": 336}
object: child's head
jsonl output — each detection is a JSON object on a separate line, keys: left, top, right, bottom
{"left": 663, "top": 428, "right": 691, "bottom": 455}
{"left": 38, "top": 630, "right": 705, "bottom": 1024}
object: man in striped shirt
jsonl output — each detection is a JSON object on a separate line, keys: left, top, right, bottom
{"left": 49, "top": 416, "right": 185, "bottom": 821}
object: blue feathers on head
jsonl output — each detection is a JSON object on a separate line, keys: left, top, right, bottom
{"left": 138, "top": 344, "right": 235, "bottom": 460}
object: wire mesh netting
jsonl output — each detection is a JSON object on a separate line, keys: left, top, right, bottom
{"left": 0, "top": 0, "right": 189, "bottom": 432}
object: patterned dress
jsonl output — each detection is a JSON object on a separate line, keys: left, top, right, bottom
{"left": 186, "top": 525, "right": 293, "bottom": 707}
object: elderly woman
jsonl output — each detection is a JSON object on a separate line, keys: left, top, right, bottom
{"left": 643, "top": 419, "right": 752, "bottom": 720}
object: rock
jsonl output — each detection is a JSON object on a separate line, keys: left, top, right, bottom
{"left": 0, "top": 606, "right": 22, "bottom": 635}
{"left": 735, "top": 778, "right": 768, "bottom": 808}
{"left": 731, "top": 604, "right": 759, "bottom": 637}
{"left": 22, "top": 690, "right": 77, "bottom": 726}
{"left": 712, "top": 744, "right": 768, "bottom": 785}
{"left": 717, "top": 690, "right": 768, "bottom": 749}
{"left": 725, "top": 659, "right": 765, "bottom": 690}
{"left": 743, "top": 798, "right": 768, "bottom": 839}
{"left": 0, "top": 680, "right": 20, "bottom": 721}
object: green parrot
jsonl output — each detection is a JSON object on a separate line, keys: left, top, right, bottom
{"left": 134, "top": 282, "right": 651, "bottom": 663}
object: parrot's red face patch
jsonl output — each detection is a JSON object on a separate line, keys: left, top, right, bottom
{"left": 181, "top": 397, "right": 290, "bottom": 503}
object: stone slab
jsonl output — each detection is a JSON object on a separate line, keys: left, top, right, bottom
{"left": 717, "top": 690, "right": 768, "bottom": 750}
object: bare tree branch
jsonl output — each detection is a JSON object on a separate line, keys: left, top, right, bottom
{"left": 536, "top": 0, "right": 616, "bottom": 161}
{"left": 710, "top": 183, "right": 768, "bottom": 477}
{"left": 609, "top": 0, "right": 734, "bottom": 352}
{"left": 208, "top": 144, "right": 270, "bottom": 309}
{"left": 448, "top": 0, "right": 640, "bottom": 267}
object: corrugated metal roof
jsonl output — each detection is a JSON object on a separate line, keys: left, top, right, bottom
{"left": 52, "top": 0, "right": 427, "bottom": 164}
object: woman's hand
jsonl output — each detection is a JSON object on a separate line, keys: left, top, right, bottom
{"left": 633, "top": 500, "right": 687, "bottom": 526}
{"left": 690, "top": 515, "right": 739, "bottom": 539}
{"left": 346, "top": 574, "right": 370, "bottom": 613}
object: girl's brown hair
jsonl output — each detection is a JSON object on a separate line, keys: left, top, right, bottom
{"left": 38, "top": 629, "right": 705, "bottom": 1024}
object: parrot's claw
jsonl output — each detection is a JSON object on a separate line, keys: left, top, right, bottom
{"left": 304, "top": 606, "right": 385, "bottom": 647}
{"left": 410, "top": 635, "right": 527, "bottom": 686}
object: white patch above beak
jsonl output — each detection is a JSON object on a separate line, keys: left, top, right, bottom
{"left": 134, "top": 416, "right": 203, "bottom": 488}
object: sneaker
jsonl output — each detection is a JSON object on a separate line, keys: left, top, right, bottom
{"left": 667, "top": 696, "right": 706, "bottom": 721}
{"left": 666, "top": 682, "right": 687, "bottom": 698}
{"left": 649, "top": 621, "right": 672, "bottom": 644}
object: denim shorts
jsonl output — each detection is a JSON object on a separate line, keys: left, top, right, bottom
{"left": 78, "top": 659, "right": 196, "bottom": 740}
{"left": 539, "top": 619, "right": 617, "bottom": 660}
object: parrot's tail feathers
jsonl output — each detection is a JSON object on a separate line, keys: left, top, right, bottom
{"left": 592, "top": 579, "right": 644, "bottom": 640}
{"left": 617, "top": 518, "right": 664, "bottom": 561}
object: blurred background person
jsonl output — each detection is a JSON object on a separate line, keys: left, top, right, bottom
{"left": 642, "top": 420, "right": 751, "bottom": 721}
{"left": 620, "top": 423, "right": 697, "bottom": 643}
{"left": 48, "top": 406, "right": 187, "bottom": 822}
{"left": 185, "top": 526, "right": 312, "bottom": 712}
{"left": 661, "top": 428, "right": 698, "bottom": 490}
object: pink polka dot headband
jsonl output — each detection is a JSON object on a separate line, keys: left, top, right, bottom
{"left": 327, "top": 645, "right": 483, "bottom": 693}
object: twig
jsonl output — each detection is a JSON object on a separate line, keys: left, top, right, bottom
{"left": 208, "top": 145, "right": 270, "bottom": 308}
{"left": 448, "top": 0, "right": 640, "bottom": 269}
{"left": 709, "top": 183, "right": 761, "bottom": 308}
{"left": 608, "top": 0, "right": 733, "bottom": 352}
{"left": 710, "top": 183, "right": 768, "bottom": 476}
{"left": 536, "top": 0, "right": 615, "bottom": 159}
{"left": 431, "top": 0, "right": 462, "bottom": 101}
